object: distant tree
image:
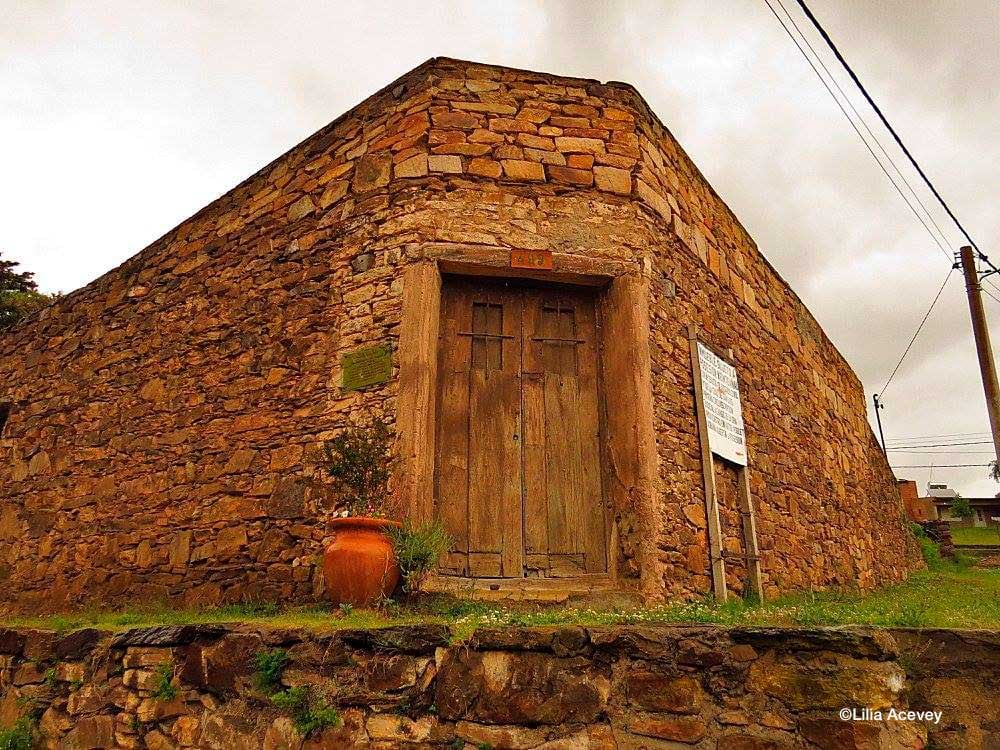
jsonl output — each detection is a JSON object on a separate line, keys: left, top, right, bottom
{"left": 0, "top": 252, "right": 51, "bottom": 331}
{"left": 950, "top": 496, "right": 974, "bottom": 521}
{"left": 990, "top": 460, "right": 1000, "bottom": 483}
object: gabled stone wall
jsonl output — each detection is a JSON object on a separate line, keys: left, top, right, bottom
{"left": 0, "top": 58, "right": 918, "bottom": 611}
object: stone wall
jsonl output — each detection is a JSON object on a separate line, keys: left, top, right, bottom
{"left": 0, "top": 623, "right": 996, "bottom": 749}
{"left": 0, "top": 57, "right": 918, "bottom": 611}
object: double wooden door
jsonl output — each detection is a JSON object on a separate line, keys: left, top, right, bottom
{"left": 435, "top": 277, "right": 608, "bottom": 578}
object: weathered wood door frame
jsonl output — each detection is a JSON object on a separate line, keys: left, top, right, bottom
{"left": 396, "top": 245, "right": 661, "bottom": 592}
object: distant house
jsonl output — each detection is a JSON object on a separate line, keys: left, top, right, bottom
{"left": 897, "top": 480, "right": 937, "bottom": 522}
{"left": 898, "top": 479, "right": 1000, "bottom": 527}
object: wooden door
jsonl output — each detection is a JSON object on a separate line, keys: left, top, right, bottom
{"left": 434, "top": 277, "right": 607, "bottom": 578}
{"left": 521, "top": 287, "right": 608, "bottom": 576}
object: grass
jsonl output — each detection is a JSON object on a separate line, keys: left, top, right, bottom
{"left": 2, "top": 532, "right": 994, "bottom": 634}
{"left": 952, "top": 525, "right": 1000, "bottom": 546}
{"left": 1, "top": 567, "right": 997, "bottom": 635}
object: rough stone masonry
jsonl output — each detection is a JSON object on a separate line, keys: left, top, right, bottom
{"left": 0, "top": 623, "right": 996, "bottom": 749}
{"left": 0, "top": 58, "right": 920, "bottom": 612}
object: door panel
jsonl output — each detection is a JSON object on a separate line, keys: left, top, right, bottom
{"left": 434, "top": 278, "right": 607, "bottom": 579}
{"left": 466, "top": 289, "right": 522, "bottom": 577}
{"left": 573, "top": 300, "right": 607, "bottom": 573}
{"left": 522, "top": 289, "right": 608, "bottom": 576}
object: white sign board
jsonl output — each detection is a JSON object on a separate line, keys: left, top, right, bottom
{"left": 697, "top": 342, "right": 747, "bottom": 466}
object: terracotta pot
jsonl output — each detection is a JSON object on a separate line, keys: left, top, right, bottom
{"left": 323, "top": 517, "right": 402, "bottom": 607}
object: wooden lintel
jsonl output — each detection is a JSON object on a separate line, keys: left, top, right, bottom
{"left": 425, "top": 242, "right": 634, "bottom": 286}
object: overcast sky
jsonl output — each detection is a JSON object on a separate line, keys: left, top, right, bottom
{"left": 4, "top": 0, "right": 999, "bottom": 496}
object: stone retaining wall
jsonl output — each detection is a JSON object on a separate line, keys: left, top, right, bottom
{"left": 0, "top": 624, "right": 996, "bottom": 749}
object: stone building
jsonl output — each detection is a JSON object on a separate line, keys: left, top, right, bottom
{"left": 0, "top": 58, "right": 919, "bottom": 612}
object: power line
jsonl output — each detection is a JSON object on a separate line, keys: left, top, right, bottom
{"left": 888, "top": 435, "right": 990, "bottom": 445}
{"left": 888, "top": 439, "right": 990, "bottom": 446}
{"left": 793, "top": 0, "right": 984, "bottom": 256}
{"left": 878, "top": 267, "right": 954, "bottom": 396}
{"left": 771, "top": 0, "right": 954, "bottom": 255}
{"left": 887, "top": 449, "right": 995, "bottom": 455}
{"left": 887, "top": 430, "right": 991, "bottom": 442}
{"left": 983, "top": 285, "right": 1000, "bottom": 306}
{"left": 890, "top": 464, "right": 990, "bottom": 469}
{"left": 761, "top": 0, "right": 953, "bottom": 261}
{"left": 888, "top": 440, "right": 992, "bottom": 449}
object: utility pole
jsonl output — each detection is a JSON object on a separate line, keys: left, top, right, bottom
{"left": 958, "top": 246, "right": 1000, "bottom": 464}
{"left": 872, "top": 394, "right": 887, "bottom": 456}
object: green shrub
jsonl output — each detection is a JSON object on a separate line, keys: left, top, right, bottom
{"left": 254, "top": 649, "right": 289, "bottom": 694}
{"left": 951, "top": 496, "right": 974, "bottom": 520}
{"left": 324, "top": 416, "right": 396, "bottom": 517}
{"left": 0, "top": 717, "right": 36, "bottom": 750}
{"left": 152, "top": 663, "right": 177, "bottom": 701}
{"left": 270, "top": 686, "right": 341, "bottom": 735}
{"left": 389, "top": 520, "right": 453, "bottom": 593}
{"left": 0, "top": 253, "right": 53, "bottom": 333}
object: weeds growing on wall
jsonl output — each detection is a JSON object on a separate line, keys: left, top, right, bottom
{"left": 0, "top": 717, "right": 36, "bottom": 750}
{"left": 253, "top": 649, "right": 289, "bottom": 694}
{"left": 152, "top": 663, "right": 177, "bottom": 701}
{"left": 270, "top": 686, "right": 341, "bottom": 734}
{"left": 252, "top": 649, "right": 339, "bottom": 735}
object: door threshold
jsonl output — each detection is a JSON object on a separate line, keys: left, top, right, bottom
{"left": 423, "top": 573, "right": 622, "bottom": 603}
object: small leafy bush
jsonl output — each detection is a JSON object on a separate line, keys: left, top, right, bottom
{"left": 152, "top": 663, "right": 177, "bottom": 701}
{"left": 389, "top": 520, "right": 453, "bottom": 593}
{"left": 254, "top": 649, "right": 289, "bottom": 694}
{"left": 0, "top": 717, "right": 35, "bottom": 750}
{"left": 270, "top": 686, "right": 341, "bottom": 735}
{"left": 951, "top": 496, "right": 974, "bottom": 520}
{"left": 324, "top": 416, "right": 397, "bottom": 517}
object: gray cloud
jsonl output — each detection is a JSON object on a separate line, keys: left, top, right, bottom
{"left": 3, "top": 0, "right": 998, "bottom": 495}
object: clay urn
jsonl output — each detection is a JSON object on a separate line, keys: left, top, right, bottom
{"left": 323, "top": 517, "right": 402, "bottom": 607}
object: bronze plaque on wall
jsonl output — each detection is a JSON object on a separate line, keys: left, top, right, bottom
{"left": 341, "top": 344, "right": 392, "bottom": 391}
